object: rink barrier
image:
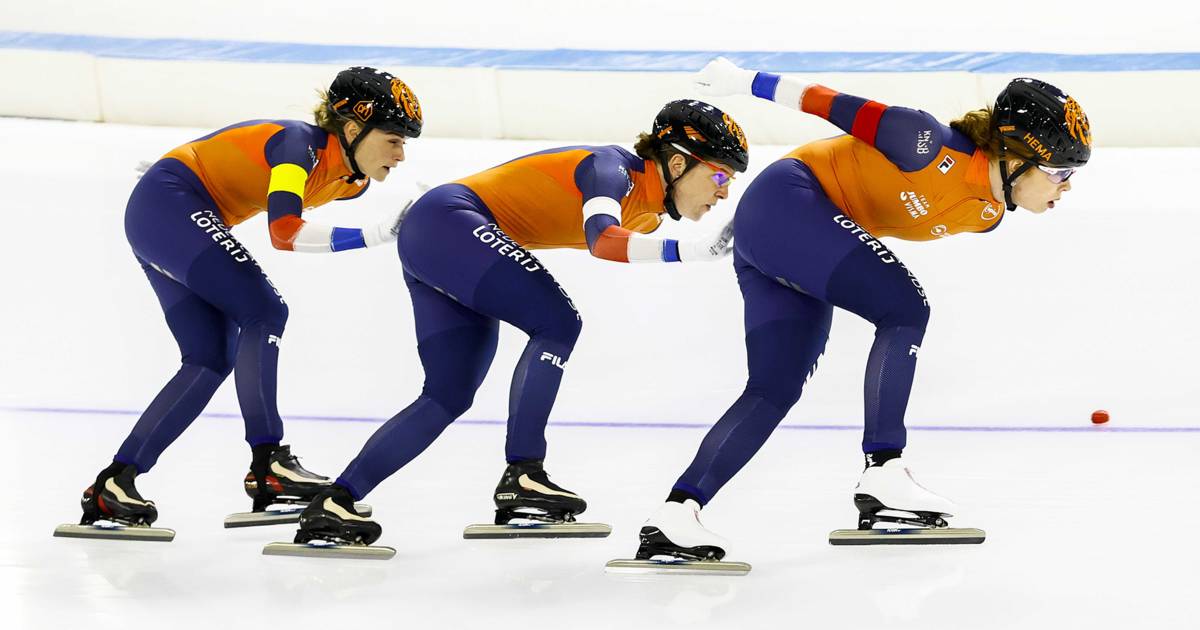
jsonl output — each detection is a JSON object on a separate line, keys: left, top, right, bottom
{"left": 6, "top": 406, "right": 1199, "bottom": 433}
{"left": 1, "top": 31, "right": 1198, "bottom": 146}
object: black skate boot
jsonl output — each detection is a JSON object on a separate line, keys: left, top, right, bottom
{"left": 81, "top": 462, "right": 158, "bottom": 526}
{"left": 493, "top": 459, "right": 586, "bottom": 525}
{"left": 462, "top": 460, "right": 610, "bottom": 539}
{"left": 261, "top": 486, "right": 394, "bottom": 560}
{"left": 225, "top": 444, "right": 371, "bottom": 528}
{"left": 54, "top": 462, "right": 175, "bottom": 541}
{"left": 244, "top": 444, "right": 331, "bottom": 511}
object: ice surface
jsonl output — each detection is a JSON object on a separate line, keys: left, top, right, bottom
{"left": 2, "top": 117, "right": 1197, "bottom": 629}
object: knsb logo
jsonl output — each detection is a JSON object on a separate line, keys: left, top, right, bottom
{"left": 352, "top": 100, "right": 374, "bottom": 122}
{"left": 981, "top": 203, "right": 999, "bottom": 221}
{"left": 267, "top": 335, "right": 282, "bottom": 347}
{"left": 539, "top": 352, "right": 566, "bottom": 369}
{"left": 916, "top": 129, "right": 932, "bottom": 155}
{"left": 390, "top": 78, "right": 422, "bottom": 122}
{"left": 937, "top": 154, "right": 955, "bottom": 174}
{"left": 930, "top": 224, "right": 949, "bottom": 238}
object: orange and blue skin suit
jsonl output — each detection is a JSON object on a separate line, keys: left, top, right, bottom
{"left": 333, "top": 145, "right": 686, "bottom": 499}
{"left": 114, "top": 119, "right": 374, "bottom": 473}
{"left": 671, "top": 82, "right": 1004, "bottom": 506}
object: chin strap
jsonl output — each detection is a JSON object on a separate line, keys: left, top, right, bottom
{"left": 337, "top": 123, "right": 374, "bottom": 183}
{"left": 998, "top": 143, "right": 1035, "bottom": 212}
{"left": 658, "top": 151, "right": 699, "bottom": 221}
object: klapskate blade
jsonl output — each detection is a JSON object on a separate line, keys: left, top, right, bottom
{"left": 53, "top": 523, "right": 176, "bottom": 542}
{"left": 223, "top": 503, "right": 372, "bottom": 528}
{"left": 828, "top": 527, "right": 986, "bottom": 545}
{"left": 463, "top": 522, "right": 612, "bottom": 539}
{"left": 261, "top": 542, "right": 395, "bottom": 560}
{"left": 604, "top": 558, "right": 751, "bottom": 576}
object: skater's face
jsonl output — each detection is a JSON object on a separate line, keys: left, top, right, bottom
{"left": 991, "top": 158, "right": 1075, "bottom": 214}
{"left": 665, "top": 153, "right": 735, "bottom": 222}
{"left": 343, "top": 122, "right": 408, "bottom": 182}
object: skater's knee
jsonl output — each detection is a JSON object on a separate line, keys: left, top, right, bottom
{"left": 420, "top": 384, "right": 476, "bottom": 419}
{"left": 235, "top": 295, "right": 289, "bottom": 331}
{"left": 181, "top": 347, "right": 234, "bottom": 377}
{"left": 258, "top": 298, "right": 290, "bottom": 329}
{"left": 745, "top": 375, "right": 805, "bottom": 412}
{"left": 878, "top": 297, "right": 929, "bottom": 331}
{"left": 534, "top": 309, "right": 582, "bottom": 348}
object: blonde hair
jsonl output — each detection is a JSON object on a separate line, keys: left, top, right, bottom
{"left": 312, "top": 90, "right": 348, "bottom": 135}
{"left": 949, "top": 107, "right": 1034, "bottom": 161}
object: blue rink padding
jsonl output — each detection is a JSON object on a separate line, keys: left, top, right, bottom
{"left": 2, "top": 31, "right": 1198, "bottom": 72}
{"left": 4, "top": 405, "right": 1199, "bottom": 433}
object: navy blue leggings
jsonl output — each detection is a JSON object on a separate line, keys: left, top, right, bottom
{"left": 674, "top": 159, "right": 931, "bottom": 505}
{"left": 114, "top": 160, "right": 288, "bottom": 473}
{"left": 336, "top": 184, "right": 582, "bottom": 500}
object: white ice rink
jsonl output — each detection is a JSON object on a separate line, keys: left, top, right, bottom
{"left": 2, "top": 114, "right": 1199, "bottom": 628}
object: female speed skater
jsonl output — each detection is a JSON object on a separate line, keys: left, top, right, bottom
{"left": 61, "top": 67, "right": 425, "bottom": 538}
{"left": 285, "top": 99, "right": 751, "bottom": 554}
{"left": 630, "top": 58, "right": 1092, "bottom": 565}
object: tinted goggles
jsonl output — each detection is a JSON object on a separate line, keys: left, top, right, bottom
{"left": 1037, "top": 164, "right": 1076, "bottom": 184}
{"left": 669, "top": 143, "right": 735, "bottom": 187}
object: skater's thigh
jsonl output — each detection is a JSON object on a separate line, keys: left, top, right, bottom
{"left": 398, "top": 186, "right": 579, "bottom": 335}
{"left": 404, "top": 271, "right": 499, "bottom": 397}
{"left": 139, "top": 258, "right": 237, "bottom": 374}
{"left": 734, "top": 159, "right": 874, "bottom": 301}
{"left": 734, "top": 159, "right": 927, "bottom": 326}
{"left": 735, "top": 253, "right": 831, "bottom": 401}
{"left": 126, "top": 169, "right": 285, "bottom": 327}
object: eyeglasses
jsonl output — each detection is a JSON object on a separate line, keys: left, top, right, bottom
{"left": 669, "top": 143, "right": 735, "bottom": 187}
{"left": 1037, "top": 164, "right": 1076, "bottom": 184}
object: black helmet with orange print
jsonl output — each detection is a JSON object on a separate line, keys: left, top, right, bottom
{"left": 649, "top": 99, "right": 749, "bottom": 220}
{"left": 993, "top": 78, "right": 1091, "bottom": 211}
{"left": 327, "top": 66, "right": 423, "bottom": 181}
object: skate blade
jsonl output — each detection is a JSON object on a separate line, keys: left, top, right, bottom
{"left": 53, "top": 523, "right": 176, "bottom": 542}
{"left": 223, "top": 503, "right": 372, "bottom": 528}
{"left": 604, "top": 558, "right": 751, "bottom": 576}
{"left": 463, "top": 522, "right": 612, "bottom": 539}
{"left": 261, "top": 541, "right": 395, "bottom": 560}
{"left": 828, "top": 527, "right": 986, "bottom": 545}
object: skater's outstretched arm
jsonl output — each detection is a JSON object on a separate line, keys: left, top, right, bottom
{"left": 263, "top": 123, "right": 408, "bottom": 253}
{"left": 694, "top": 57, "right": 954, "bottom": 173}
{"left": 577, "top": 149, "right": 733, "bottom": 264}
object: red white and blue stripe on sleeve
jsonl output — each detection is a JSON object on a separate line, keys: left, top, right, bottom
{"left": 751, "top": 74, "right": 949, "bottom": 173}
{"left": 575, "top": 149, "right": 680, "bottom": 263}
{"left": 798, "top": 85, "right": 949, "bottom": 172}
{"left": 264, "top": 124, "right": 369, "bottom": 253}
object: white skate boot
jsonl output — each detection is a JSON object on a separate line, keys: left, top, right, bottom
{"left": 605, "top": 500, "right": 750, "bottom": 575}
{"left": 829, "top": 458, "right": 985, "bottom": 545}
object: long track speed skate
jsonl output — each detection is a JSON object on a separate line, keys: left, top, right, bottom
{"left": 224, "top": 444, "right": 371, "bottom": 528}
{"left": 829, "top": 458, "right": 985, "bottom": 546}
{"left": 263, "top": 486, "right": 395, "bottom": 560}
{"left": 463, "top": 460, "right": 611, "bottom": 539}
{"left": 605, "top": 500, "right": 750, "bottom": 576}
{"left": 54, "top": 463, "right": 175, "bottom": 542}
